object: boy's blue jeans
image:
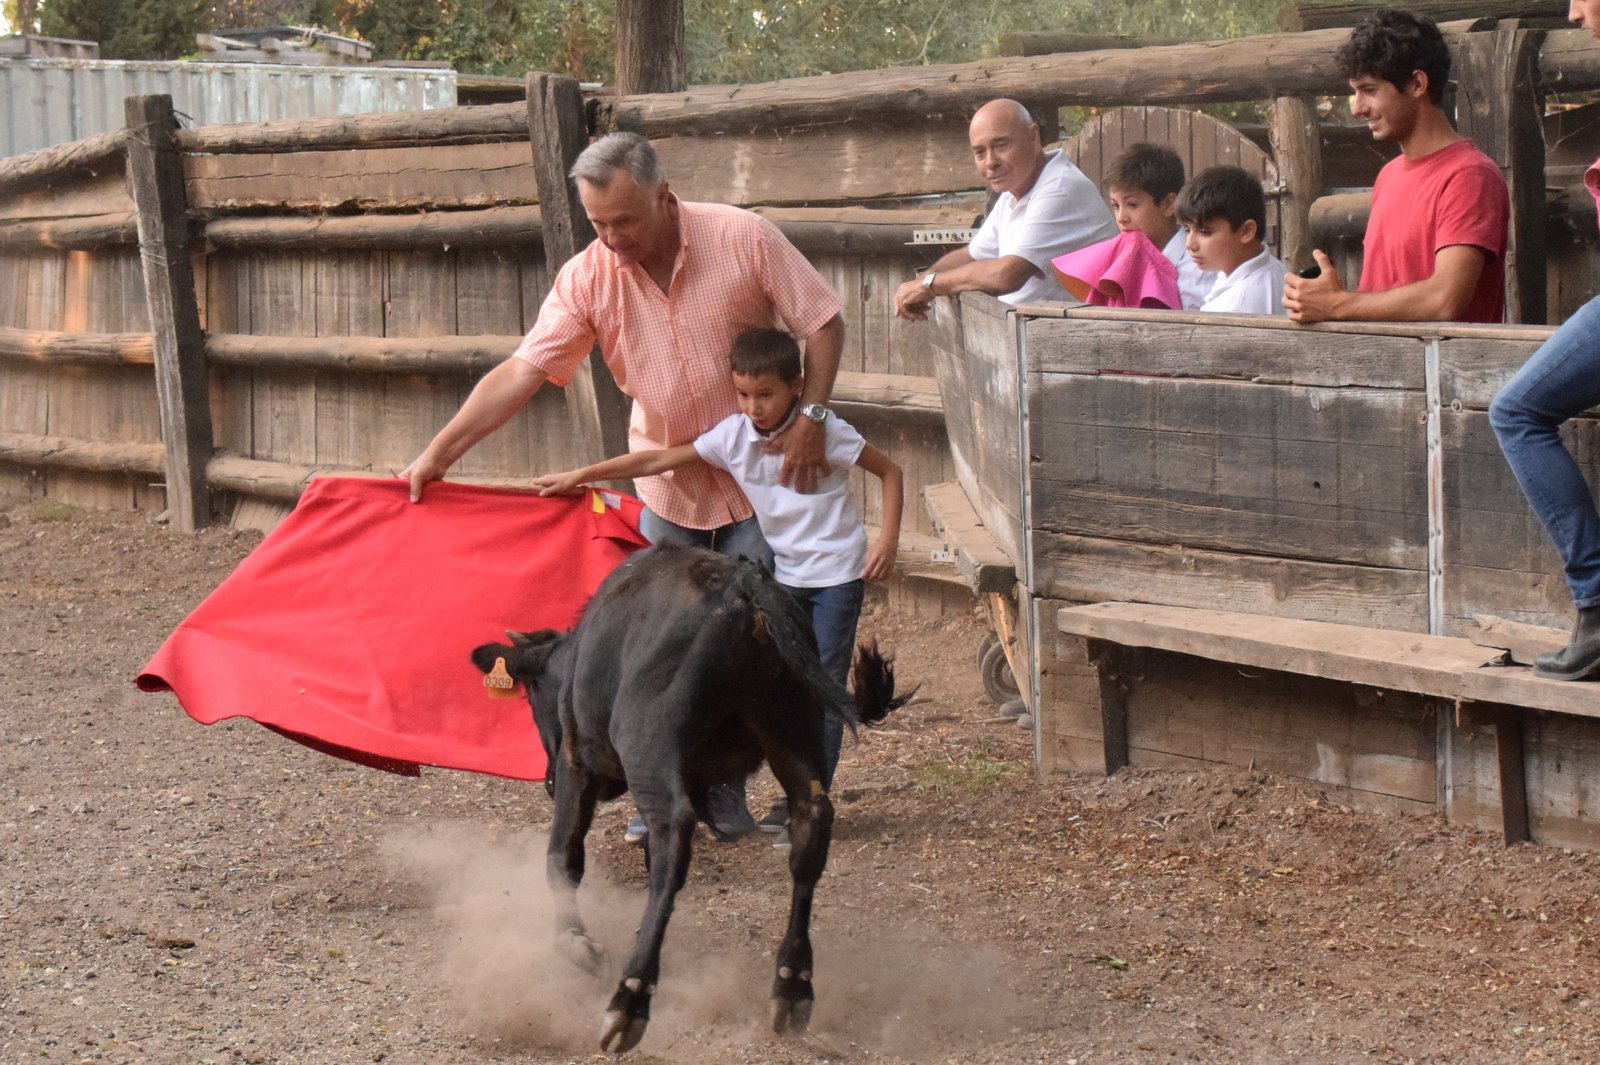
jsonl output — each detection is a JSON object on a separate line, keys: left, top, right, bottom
{"left": 779, "top": 579, "right": 865, "bottom": 789}
{"left": 1490, "top": 294, "right": 1600, "bottom": 610}
{"left": 638, "top": 508, "right": 775, "bottom": 574}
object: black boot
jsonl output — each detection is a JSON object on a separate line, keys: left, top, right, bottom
{"left": 1534, "top": 606, "right": 1600, "bottom": 681}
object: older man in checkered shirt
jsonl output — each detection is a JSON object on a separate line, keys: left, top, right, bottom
{"left": 401, "top": 132, "right": 845, "bottom": 838}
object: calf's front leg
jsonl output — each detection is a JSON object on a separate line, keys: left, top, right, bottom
{"left": 599, "top": 798, "right": 697, "bottom": 1054}
{"left": 546, "top": 757, "right": 606, "bottom": 974}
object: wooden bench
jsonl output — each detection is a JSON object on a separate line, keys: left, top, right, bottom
{"left": 921, "top": 481, "right": 1015, "bottom": 595}
{"left": 1056, "top": 601, "right": 1600, "bottom": 845}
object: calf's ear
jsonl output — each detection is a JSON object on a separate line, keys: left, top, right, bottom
{"left": 470, "top": 642, "right": 516, "bottom": 675}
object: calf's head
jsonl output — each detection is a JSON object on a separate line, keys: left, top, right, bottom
{"left": 471, "top": 629, "right": 568, "bottom": 789}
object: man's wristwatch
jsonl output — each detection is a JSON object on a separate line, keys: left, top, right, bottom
{"left": 920, "top": 271, "right": 938, "bottom": 293}
{"left": 800, "top": 403, "right": 830, "bottom": 424}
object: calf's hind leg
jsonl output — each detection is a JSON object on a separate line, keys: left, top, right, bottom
{"left": 770, "top": 774, "right": 834, "bottom": 1036}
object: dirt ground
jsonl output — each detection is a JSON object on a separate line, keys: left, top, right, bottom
{"left": 6, "top": 495, "right": 1600, "bottom": 1065}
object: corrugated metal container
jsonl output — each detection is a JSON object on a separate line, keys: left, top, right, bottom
{"left": 0, "top": 58, "right": 457, "bottom": 158}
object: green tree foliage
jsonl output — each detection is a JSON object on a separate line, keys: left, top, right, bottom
{"left": 35, "top": 0, "right": 214, "bottom": 58}
{"left": 20, "top": 0, "right": 1287, "bottom": 76}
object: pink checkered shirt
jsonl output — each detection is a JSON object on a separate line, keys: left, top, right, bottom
{"left": 512, "top": 199, "right": 842, "bottom": 529}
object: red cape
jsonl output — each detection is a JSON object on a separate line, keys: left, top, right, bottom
{"left": 137, "top": 477, "right": 646, "bottom": 781}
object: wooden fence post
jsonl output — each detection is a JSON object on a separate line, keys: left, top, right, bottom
{"left": 1269, "top": 95, "right": 1323, "bottom": 272}
{"left": 125, "top": 94, "right": 213, "bottom": 532}
{"left": 526, "top": 72, "right": 631, "bottom": 462}
{"left": 1454, "top": 21, "right": 1547, "bottom": 325}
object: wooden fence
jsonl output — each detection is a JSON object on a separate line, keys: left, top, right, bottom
{"left": 0, "top": 16, "right": 1595, "bottom": 605}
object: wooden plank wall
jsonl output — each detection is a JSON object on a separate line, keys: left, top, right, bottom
{"left": 1021, "top": 313, "right": 1432, "bottom": 632}
{"left": 927, "top": 295, "right": 1025, "bottom": 567}
{"left": 0, "top": 166, "right": 162, "bottom": 509}
{"left": 1437, "top": 332, "right": 1578, "bottom": 631}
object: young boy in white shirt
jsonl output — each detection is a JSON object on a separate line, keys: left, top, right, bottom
{"left": 1177, "top": 164, "right": 1289, "bottom": 316}
{"left": 535, "top": 327, "right": 904, "bottom": 837}
{"left": 1104, "top": 142, "right": 1216, "bottom": 310}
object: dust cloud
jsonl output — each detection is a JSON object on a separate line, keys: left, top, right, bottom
{"left": 381, "top": 822, "right": 1040, "bottom": 1059}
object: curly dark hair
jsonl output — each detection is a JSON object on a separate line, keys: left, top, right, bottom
{"left": 1335, "top": 7, "right": 1450, "bottom": 104}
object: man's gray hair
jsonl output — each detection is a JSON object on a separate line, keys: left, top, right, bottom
{"left": 569, "top": 131, "right": 667, "bottom": 190}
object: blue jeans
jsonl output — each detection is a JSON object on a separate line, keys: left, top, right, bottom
{"left": 780, "top": 579, "right": 865, "bottom": 788}
{"left": 638, "top": 508, "right": 775, "bottom": 574}
{"left": 1490, "top": 294, "right": 1600, "bottom": 609}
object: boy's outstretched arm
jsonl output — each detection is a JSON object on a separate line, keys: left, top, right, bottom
{"left": 532, "top": 444, "right": 704, "bottom": 496}
{"left": 856, "top": 444, "right": 903, "bottom": 582}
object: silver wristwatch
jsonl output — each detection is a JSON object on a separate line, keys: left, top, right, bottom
{"left": 920, "top": 271, "right": 938, "bottom": 292}
{"left": 800, "top": 403, "right": 830, "bottom": 424}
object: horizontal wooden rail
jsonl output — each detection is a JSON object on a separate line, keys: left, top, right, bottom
{"left": 0, "top": 128, "right": 128, "bottom": 195}
{"left": 204, "top": 333, "right": 514, "bottom": 373}
{"left": 173, "top": 103, "right": 527, "bottom": 155}
{"left": 202, "top": 333, "right": 942, "bottom": 413}
{"left": 1309, "top": 191, "right": 1372, "bottom": 245}
{"left": 0, "top": 326, "right": 154, "bottom": 365}
{"left": 203, "top": 206, "right": 543, "bottom": 250}
{"left": 598, "top": 22, "right": 1488, "bottom": 135}
{"left": 0, "top": 212, "right": 138, "bottom": 249}
{"left": 0, "top": 431, "right": 164, "bottom": 475}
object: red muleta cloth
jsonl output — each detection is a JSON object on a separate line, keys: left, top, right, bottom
{"left": 137, "top": 477, "right": 647, "bottom": 781}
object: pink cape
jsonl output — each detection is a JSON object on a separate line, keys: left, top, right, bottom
{"left": 1051, "top": 230, "right": 1182, "bottom": 310}
{"left": 136, "top": 477, "right": 647, "bottom": 781}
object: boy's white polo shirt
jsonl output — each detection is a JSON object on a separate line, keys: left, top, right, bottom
{"left": 1200, "top": 247, "right": 1289, "bottom": 316}
{"left": 694, "top": 411, "right": 868, "bottom": 588}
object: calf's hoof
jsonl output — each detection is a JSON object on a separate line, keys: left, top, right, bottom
{"left": 771, "top": 964, "right": 814, "bottom": 1035}
{"left": 599, "top": 978, "right": 652, "bottom": 1055}
{"left": 556, "top": 928, "right": 606, "bottom": 975}
{"left": 771, "top": 995, "right": 813, "bottom": 1036}
{"left": 599, "top": 1009, "right": 648, "bottom": 1055}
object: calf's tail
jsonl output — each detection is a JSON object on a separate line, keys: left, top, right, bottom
{"left": 850, "top": 638, "right": 917, "bottom": 727}
{"left": 734, "top": 558, "right": 858, "bottom": 727}
{"left": 734, "top": 558, "right": 915, "bottom": 732}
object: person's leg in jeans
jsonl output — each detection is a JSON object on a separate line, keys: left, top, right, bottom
{"left": 630, "top": 508, "right": 769, "bottom": 839}
{"left": 1490, "top": 294, "right": 1600, "bottom": 678}
{"left": 764, "top": 580, "right": 865, "bottom": 835}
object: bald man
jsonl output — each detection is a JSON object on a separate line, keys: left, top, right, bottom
{"left": 895, "top": 98, "right": 1115, "bottom": 319}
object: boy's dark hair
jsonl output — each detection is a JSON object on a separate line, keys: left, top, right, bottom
{"left": 1175, "top": 165, "right": 1267, "bottom": 237}
{"left": 1103, "top": 142, "right": 1186, "bottom": 202}
{"left": 1335, "top": 7, "right": 1450, "bottom": 105}
{"left": 729, "top": 327, "right": 802, "bottom": 381}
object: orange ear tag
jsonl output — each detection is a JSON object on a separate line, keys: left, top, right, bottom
{"left": 484, "top": 656, "right": 520, "bottom": 699}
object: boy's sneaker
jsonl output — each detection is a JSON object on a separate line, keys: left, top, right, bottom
{"left": 771, "top": 828, "right": 791, "bottom": 850}
{"left": 624, "top": 814, "right": 647, "bottom": 844}
{"left": 757, "top": 799, "right": 789, "bottom": 834}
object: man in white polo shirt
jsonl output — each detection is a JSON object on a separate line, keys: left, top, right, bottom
{"left": 894, "top": 97, "right": 1116, "bottom": 318}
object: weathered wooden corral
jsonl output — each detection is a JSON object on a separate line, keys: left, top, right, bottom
{"left": 922, "top": 15, "right": 1600, "bottom": 852}
{"left": 0, "top": 62, "right": 998, "bottom": 612}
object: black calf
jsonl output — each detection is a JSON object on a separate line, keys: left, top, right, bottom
{"left": 471, "top": 543, "right": 911, "bottom": 1054}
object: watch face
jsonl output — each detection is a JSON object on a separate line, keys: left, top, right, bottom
{"left": 803, "top": 404, "right": 828, "bottom": 422}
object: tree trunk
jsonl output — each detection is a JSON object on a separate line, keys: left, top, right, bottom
{"left": 615, "top": 0, "right": 685, "bottom": 95}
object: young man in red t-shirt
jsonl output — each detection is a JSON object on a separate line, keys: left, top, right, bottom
{"left": 1283, "top": 8, "right": 1509, "bottom": 324}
